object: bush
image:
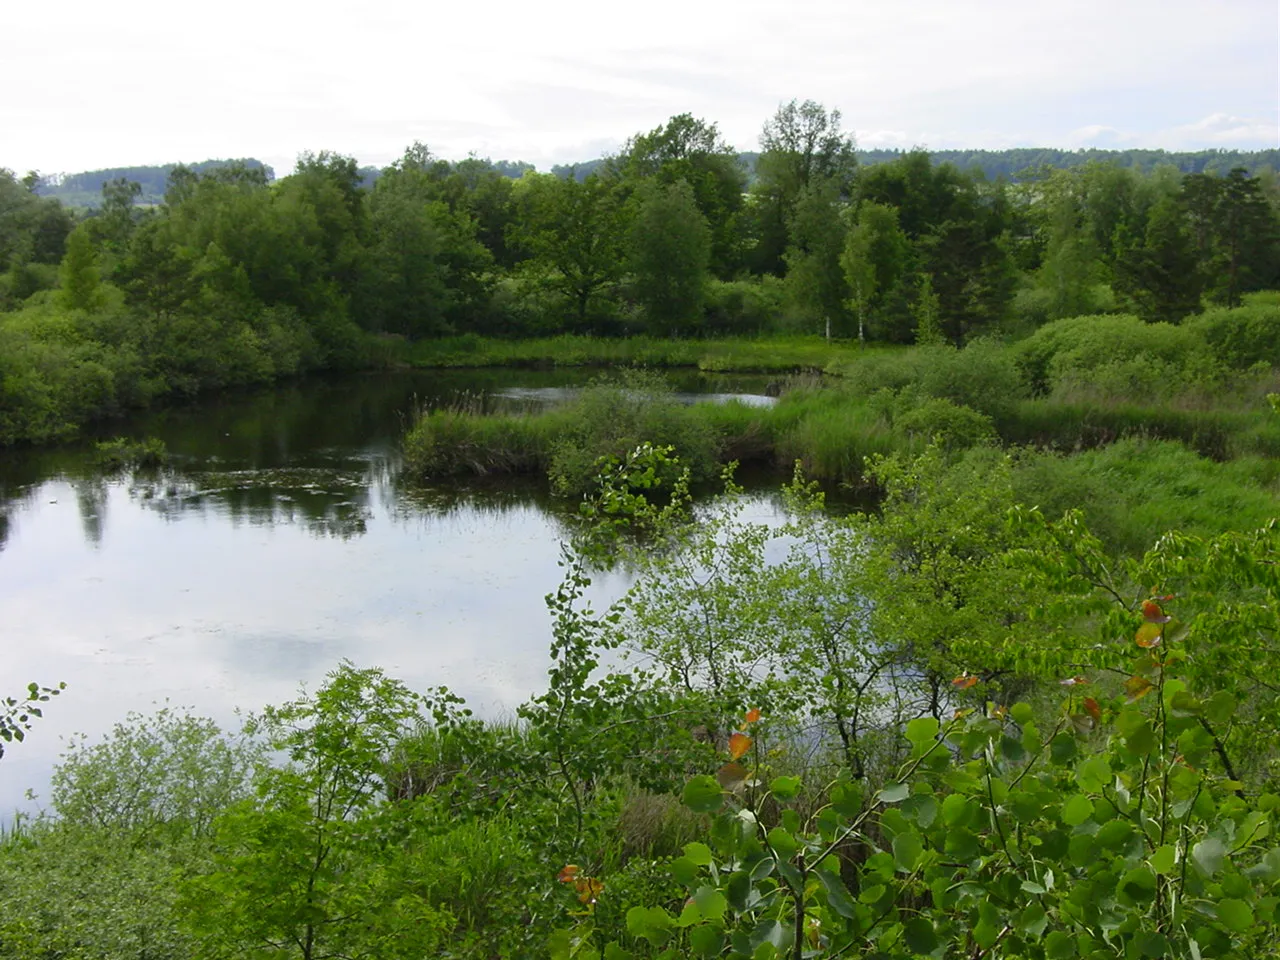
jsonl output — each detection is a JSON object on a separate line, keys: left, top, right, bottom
{"left": 1185, "top": 299, "right": 1280, "bottom": 370}
{"left": 548, "top": 370, "right": 720, "bottom": 496}
{"left": 894, "top": 397, "right": 997, "bottom": 450}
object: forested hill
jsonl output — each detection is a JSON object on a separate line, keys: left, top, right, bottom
{"left": 33, "top": 148, "right": 1275, "bottom": 206}
{"left": 553, "top": 146, "right": 1280, "bottom": 181}
{"left": 34, "top": 159, "right": 275, "bottom": 206}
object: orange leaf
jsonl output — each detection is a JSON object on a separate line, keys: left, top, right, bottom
{"left": 1135, "top": 622, "right": 1164, "bottom": 648}
{"left": 952, "top": 673, "right": 978, "bottom": 689}
{"left": 1124, "top": 676, "right": 1154, "bottom": 702}
{"left": 744, "top": 708, "right": 762, "bottom": 724}
{"left": 574, "top": 877, "right": 604, "bottom": 904}
{"left": 728, "top": 732, "right": 753, "bottom": 761}
{"left": 1142, "top": 600, "right": 1171, "bottom": 624}
{"left": 558, "top": 864, "right": 580, "bottom": 884}
{"left": 1083, "top": 697, "right": 1101, "bottom": 721}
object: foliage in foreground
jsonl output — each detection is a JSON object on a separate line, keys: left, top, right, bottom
{"left": 3, "top": 446, "right": 1280, "bottom": 959}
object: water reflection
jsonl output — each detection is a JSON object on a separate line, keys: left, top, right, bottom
{"left": 0, "top": 368, "right": 788, "bottom": 815}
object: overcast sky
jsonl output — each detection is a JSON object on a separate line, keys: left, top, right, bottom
{"left": 4, "top": 0, "right": 1277, "bottom": 177}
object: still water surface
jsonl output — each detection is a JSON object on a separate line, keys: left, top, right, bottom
{"left": 0, "top": 370, "right": 784, "bottom": 813}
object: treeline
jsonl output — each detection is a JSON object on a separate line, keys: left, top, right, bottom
{"left": 555, "top": 146, "right": 1280, "bottom": 183}
{"left": 1, "top": 100, "right": 1279, "bottom": 443}
{"left": 33, "top": 159, "right": 275, "bottom": 207}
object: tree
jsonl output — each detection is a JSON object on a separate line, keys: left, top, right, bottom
{"left": 609, "top": 114, "right": 746, "bottom": 277}
{"left": 359, "top": 157, "right": 493, "bottom": 337}
{"left": 510, "top": 173, "right": 625, "bottom": 331}
{"left": 58, "top": 223, "right": 104, "bottom": 311}
{"left": 841, "top": 201, "right": 910, "bottom": 341}
{"left": 182, "top": 663, "right": 447, "bottom": 959}
{"left": 628, "top": 180, "right": 712, "bottom": 335}
{"left": 752, "top": 100, "right": 857, "bottom": 275}
{"left": 1115, "top": 194, "right": 1205, "bottom": 323}
{"left": 783, "top": 178, "right": 849, "bottom": 337}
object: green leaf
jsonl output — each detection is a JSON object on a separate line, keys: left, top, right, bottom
{"left": 688, "top": 926, "right": 723, "bottom": 958}
{"left": 671, "top": 857, "right": 699, "bottom": 886}
{"left": 626, "top": 906, "right": 674, "bottom": 947}
{"left": 683, "top": 842, "right": 713, "bottom": 866}
{"left": 1192, "top": 836, "right": 1227, "bottom": 877}
{"left": 906, "top": 716, "right": 940, "bottom": 747}
{"left": 769, "top": 775, "right": 802, "bottom": 801}
{"left": 941, "top": 793, "right": 973, "bottom": 826}
{"left": 903, "top": 917, "right": 939, "bottom": 954}
{"left": 1216, "top": 898, "right": 1253, "bottom": 932}
{"left": 878, "top": 782, "right": 909, "bottom": 804}
{"left": 815, "top": 868, "right": 858, "bottom": 919}
{"left": 893, "top": 830, "right": 924, "bottom": 872}
{"left": 1019, "top": 901, "right": 1048, "bottom": 937}
{"left": 1062, "top": 794, "right": 1094, "bottom": 827}
{"left": 693, "top": 886, "right": 728, "bottom": 922}
{"left": 604, "top": 944, "right": 633, "bottom": 960}
{"left": 1147, "top": 844, "right": 1175, "bottom": 875}
{"left": 1044, "top": 930, "right": 1075, "bottom": 958}
{"left": 683, "top": 776, "right": 724, "bottom": 814}
{"left": 767, "top": 826, "right": 799, "bottom": 859}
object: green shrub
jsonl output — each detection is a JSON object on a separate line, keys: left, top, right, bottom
{"left": 894, "top": 397, "right": 997, "bottom": 450}
{"left": 548, "top": 371, "right": 720, "bottom": 496}
{"left": 1185, "top": 299, "right": 1280, "bottom": 370}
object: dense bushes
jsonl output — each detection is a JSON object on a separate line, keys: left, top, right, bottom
{"left": 5, "top": 448, "right": 1280, "bottom": 958}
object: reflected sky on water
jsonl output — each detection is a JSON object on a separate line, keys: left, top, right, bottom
{"left": 0, "top": 369, "right": 788, "bottom": 814}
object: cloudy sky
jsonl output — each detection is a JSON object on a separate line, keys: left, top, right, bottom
{"left": 4, "top": 0, "right": 1276, "bottom": 176}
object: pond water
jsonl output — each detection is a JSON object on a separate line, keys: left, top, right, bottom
{"left": 0, "top": 369, "right": 788, "bottom": 814}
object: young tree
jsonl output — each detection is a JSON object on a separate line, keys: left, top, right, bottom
{"left": 784, "top": 178, "right": 849, "bottom": 338}
{"left": 58, "top": 223, "right": 104, "bottom": 311}
{"left": 628, "top": 180, "right": 712, "bottom": 335}
{"left": 841, "top": 201, "right": 910, "bottom": 341}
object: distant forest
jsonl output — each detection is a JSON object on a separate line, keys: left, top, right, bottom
{"left": 34, "top": 147, "right": 1279, "bottom": 207}
{"left": 557, "top": 146, "right": 1280, "bottom": 182}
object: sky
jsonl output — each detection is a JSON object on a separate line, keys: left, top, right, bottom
{"left": 4, "top": 0, "right": 1277, "bottom": 177}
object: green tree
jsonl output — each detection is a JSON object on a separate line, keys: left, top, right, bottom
{"left": 628, "top": 180, "right": 712, "bottom": 335}
{"left": 1115, "top": 194, "right": 1205, "bottom": 323}
{"left": 783, "top": 178, "right": 849, "bottom": 337}
{"left": 182, "top": 663, "right": 448, "bottom": 960}
{"left": 609, "top": 114, "right": 747, "bottom": 277}
{"left": 58, "top": 223, "right": 104, "bottom": 311}
{"left": 841, "top": 201, "right": 910, "bottom": 341}
{"left": 510, "top": 173, "right": 626, "bottom": 331}
{"left": 752, "top": 100, "right": 857, "bottom": 275}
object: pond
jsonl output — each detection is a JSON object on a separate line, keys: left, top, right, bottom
{"left": 0, "top": 369, "right": 790, "bottom": 814}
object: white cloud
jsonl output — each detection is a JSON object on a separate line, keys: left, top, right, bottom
{"left": 2, "top": 0, "right": 1275, "bottom": 174}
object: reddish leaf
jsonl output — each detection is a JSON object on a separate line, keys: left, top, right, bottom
{"left": 744, "top": 708, "right": 762, "bottom": 724}
{"left": 558, "top": 864, "right": 580, "bottom": 884}
{"left": 1125, "top": 676, "right": 1154, "bottom": 702}
{"left": 574, "top": 877, "right": 604, "bottom": 904}
{"left": 728, "top": 732, "right": 753, "bottom": 760}
{"left": 1083, "top": 697, "right": 1102, "bottom": 721}
{"left": 1135, "top": 622, "right": 1164, "bottom": 648}
{"left": 952, "top": 673, "right": 978, "bottom": 690}
{"left": 1142, "top": 600, "right": 1172, "bottom": 624}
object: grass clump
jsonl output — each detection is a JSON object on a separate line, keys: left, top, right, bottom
{"left": 93, "top": 436, "right": 169, "bottom": 472}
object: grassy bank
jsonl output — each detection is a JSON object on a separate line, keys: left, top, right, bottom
{"left": 401, "top": 333, "right": 878, "bottom": 373}
{"left": 404, "top": 298, "right": 1280, "bottom": 550}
